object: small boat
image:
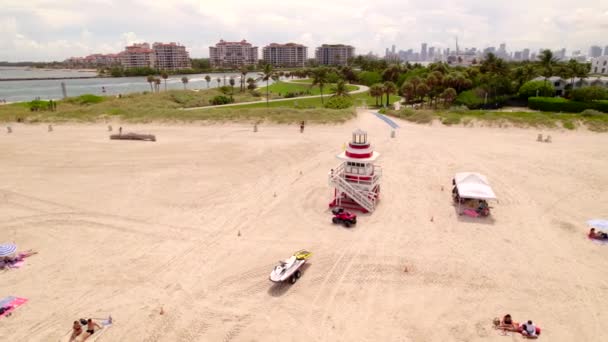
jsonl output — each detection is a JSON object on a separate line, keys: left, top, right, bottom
{"left": 269, "top": 250, "right": 312, "bottom": 284}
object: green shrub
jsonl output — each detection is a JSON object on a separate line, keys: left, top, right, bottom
{"left": 357, "top": 71, "right": 382, "bottom": 86}
{"left": 581, "top": 109, "right": 604, "bottom": 117}
{"left": 218, "top": 86, "right": 232, "bottom": 95}
{"left": 250, "top": 90, "right": 261, "bottom": 97}
{"left": 209, "top": 95, "right": 234, "bottom": 105}
{"left": 66, "top": 94, "right": 104, "bottom": 105}
{"left": 406, "top": 111, "right": 434, "bottom": 124}
{"left": 325, "top": 96, "right": 353, "bottom": 109}
{"left": 570, "top": 86, "right": 608, "bottom": 102}
{"left": 441, "top": 113, "right": 461, "bottom": 125}
{"left": 561, "top": 120, "right": 575, "bottom": 130}
{"left": 528, "top": 97, "right": 608, "bottom": 113}
{"left": 518, "top": 81, "right": 555, "bottom": 100}
{"left": 455, "top": 90, "right": 484, "bottom": 109}
{"left": 26, "top": 99, "right": 52, "bottom": 111}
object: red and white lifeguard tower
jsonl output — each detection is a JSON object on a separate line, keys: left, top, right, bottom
{"left": 328, "top": 129, "right": 382, "bottom": 213}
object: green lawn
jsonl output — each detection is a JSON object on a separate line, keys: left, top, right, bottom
{"left": 262, "top": 81, "right": 358, "bottom": 97}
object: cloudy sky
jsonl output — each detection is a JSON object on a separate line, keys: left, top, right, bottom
{"left": 1, "top": 0, "right": 607, "bottom": 61}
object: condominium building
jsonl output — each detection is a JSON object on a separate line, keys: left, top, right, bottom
{"left": 152, "top": 42, "right": 191, "bottom": 70}
{"left": 64, "top": 54, "right": 120, "bottom": 68}
{"left": 209, "top": 39, "right": 258, "bottom": 68}
{"left": 262, "top": 43, "right": 307, "bottom": 67}
{"left": 119, "top": 43, "right": 156, "bottom": 69}
{"left": 314, "top": 44, "right": 355, "bottom": 66}
{"left": 591, "top": 56, "right": 608, "bottom": 75}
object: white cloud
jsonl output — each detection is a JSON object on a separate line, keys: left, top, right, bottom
{"left": 0, "top": 0, "right": 606, "bottom": 61}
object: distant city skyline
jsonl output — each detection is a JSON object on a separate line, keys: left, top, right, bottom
{"left": 381, "top": 41, "right": 608, "bottom": 63}
{"left": 1, "top": 0, "right": 607, "bottom": 62}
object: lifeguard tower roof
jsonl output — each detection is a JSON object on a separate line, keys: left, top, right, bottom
{"left": 336, "top": 128, "right": 380, "bottom": 162}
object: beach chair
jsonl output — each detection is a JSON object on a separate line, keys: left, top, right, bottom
{"left": 544, "top": 135, "right": 552, "bottom": 143}
{"left": 536, "top": 134, "right": 543, "bottom": 142}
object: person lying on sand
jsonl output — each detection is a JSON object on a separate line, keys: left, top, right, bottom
{"left": 81, "top": 319, "right": 102, "bottom": 341}
{"left": 69, "top": 320, "right": 83, "bottom": 342}
{"left": 0, "top": 249, "right": 38, "bottom": 269}
{"left": 494, "top": 314, "right": 519, "bottom": 331}
{"left": 589, "top": 228, "right": 608, "bottom": 240}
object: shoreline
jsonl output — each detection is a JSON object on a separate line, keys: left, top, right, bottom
{"left": 0, "top": 76, "right": 104, "bottom": 82}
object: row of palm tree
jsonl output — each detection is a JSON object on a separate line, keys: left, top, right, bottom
{"left": 146, "top": 74, "right": 190, "bottom": 92}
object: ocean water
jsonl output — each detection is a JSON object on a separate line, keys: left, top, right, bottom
{"left": 0, "top": 67, "right": 269, "bottom": 102}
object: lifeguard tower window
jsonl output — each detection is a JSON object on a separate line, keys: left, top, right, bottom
{"left": 352, "top": 132, "right": 367, "bottom": 144}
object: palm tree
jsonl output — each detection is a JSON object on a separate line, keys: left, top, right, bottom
{"left": 310, "top": 67, "right": 329, "bottom": 104}
{"left": 416, "top": 83, "right": 430, "bottom": 107}
{"left": 240, "top": 66, "right": 248, "bottom": 92}
{"left": 369, "top": 83, "right": 384, "bottom": 107}
{"left": 161, "top": 72, "right": 168, "bottom": 91}
{"left": 425, "top": 75, "right": 438, "bottom": 107}
{"left": 205, "top": 75, "right": 211, "bottom": 88}
{"left": 382, "top": 65, "right": 400, "bottom": 83}
{"left": 154, "top": 78, "right": 161, "bottom": 93}
{"left": 574, "top": 63, "right": 590, "bottom": 88}
{"left": 181, "top": 76, "right": 189, "bottom": 90}
{"left": 383, "top": 81, "right": 397, "bottom": 107}
{"left": 441, "top": 88, "right": 457, "bottom": 107}
{"left": 258, "top": 63, "right": 277, "bottom": 107}
{"left": 400, "top": 82, "right": 414, "bottom": 103}
{"left": 410, "top": 76, "right": 421, "bottom": 100}
{"left": 216, "top": 77, "right": 221, "bottom": 88}
{"left": 246, "top": 77, "right": 256, "bottom": 90}
{"left": 229, "top": 77, "right": 235, "bottom": 100}
{"left": 146, "top": 75, "right": 155, "bottom": 92}
{"left": 538, "top": 49, "right": 558, "bottom": 85}
{"left": 331, "top": 80, "right": 349, "bottom": 97}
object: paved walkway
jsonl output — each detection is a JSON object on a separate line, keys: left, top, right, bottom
{"left": 182, "top": 83, "right": 369, "bottom": 111}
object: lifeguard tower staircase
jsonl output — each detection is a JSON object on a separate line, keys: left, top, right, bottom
{"left": 328, "top": 129, "right": 382, "bottom": 213}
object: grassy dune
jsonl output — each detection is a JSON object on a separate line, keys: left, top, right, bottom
{"left": 383, "top": 107, "right": 608, "bottom": 132}
{"left": 0, "top": 89, "right": 357, "bottom": 124}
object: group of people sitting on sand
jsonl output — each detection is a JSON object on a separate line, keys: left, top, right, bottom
{"left": 588, "top": 227, "right": 608, "bottom": 240}
{"left": 0, "top": 250, "right": 37, "bottom": 270}
{"left": 69, "top": 317, "right": 110, "bottom": 341}
{"left": 494, "top": 314, "right": 541, "bottom": 339}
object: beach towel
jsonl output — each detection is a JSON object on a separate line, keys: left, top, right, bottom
{"left": 0, "top": 297, "right": 28, "bottom": 318}
{"left": 589, "top": 237, "right": 608, "bottom": 245}
{"left": 462, "top": 209, "right": 479, "bottom": 218}
{"left": 0, "top": 296, "right": 16, "bottom": 308}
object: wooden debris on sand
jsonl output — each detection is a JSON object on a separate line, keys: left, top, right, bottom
{"left": 110, "top": 133, "right": 156, "bottom": 142}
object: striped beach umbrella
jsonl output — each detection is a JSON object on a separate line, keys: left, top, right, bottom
{"left": 588, "top": 219, "right": 608, "bottom": 230}
{"left": 0, "top": 243, "right": 17, "bottom": 257}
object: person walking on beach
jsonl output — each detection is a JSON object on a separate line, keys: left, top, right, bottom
{"left": 300, "top": 121, "right": 305, "bottom": 133}
{"left": 119, "top": 127, "right": 122, "bottom": 135}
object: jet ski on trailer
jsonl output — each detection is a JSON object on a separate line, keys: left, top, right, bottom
{"left": 269, "top": 250, "right": 312, "bottom": 284}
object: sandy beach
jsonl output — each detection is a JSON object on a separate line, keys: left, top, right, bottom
{"left": 1, "top": 111, "right": 608, "bottom": 341}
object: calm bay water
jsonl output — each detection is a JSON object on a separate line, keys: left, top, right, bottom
{"left": 0, "top": 67, "right": 267, "bottom": 102}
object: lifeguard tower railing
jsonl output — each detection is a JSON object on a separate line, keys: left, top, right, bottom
{"left": 328, "top": 163, "right": 382, "bottom": 212}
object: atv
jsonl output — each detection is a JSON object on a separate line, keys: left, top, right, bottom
{"left": 331, "top": 208, "right": 357, "bottom": 227}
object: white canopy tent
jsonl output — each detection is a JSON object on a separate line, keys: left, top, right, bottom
{"left": 454, "top": 172, "right": 497, "bottom": 200}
